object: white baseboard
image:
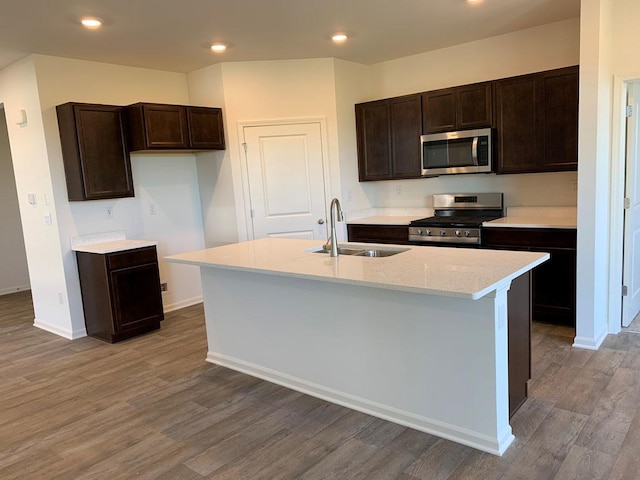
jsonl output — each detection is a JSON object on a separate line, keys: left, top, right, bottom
{"left": 207, "top": 351, "right": 513, "bottom": 456}
{"left": 573, "top": 328, "right": 608, "bottom": 350}
{"left": 163, "top": 296, "right": 203, "bottom": 313}
{"left": 33, "top": 317, "right": 87, "bottom": 340}
{"left": 0, "top": 284, "right": 31, "bottom": 296}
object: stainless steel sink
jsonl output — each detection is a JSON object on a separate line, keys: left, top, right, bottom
{"left": 355, "top": 249, "right": 404, "bottom": 257}
{"left": 310, "top": 246, "right": 408, "bottom": 257}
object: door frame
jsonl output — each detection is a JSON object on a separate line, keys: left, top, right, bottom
{"left": 609, "top": 75, "right": 640, "bottom": 333}
{"left": 235, "top": 117, "right": 335, "bottom": 241}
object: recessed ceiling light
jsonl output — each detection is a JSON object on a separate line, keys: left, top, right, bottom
{"left": 81, "top": 18, "right": 102, "bottom": 28}
{"left": 466, "top": 0, "right": 483, "bottom": 4}
{"left": 210, "top": 43, "right": 227, "bottom": 53}
{"left": 332, "top": 34, "right": 348, "bottom": 43}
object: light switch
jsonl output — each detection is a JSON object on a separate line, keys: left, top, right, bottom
{"left": 28, "top": 192, "right": 36, "bottom": 205}
{"left": 44, "top": 212, "right": 52, "bottom": 225}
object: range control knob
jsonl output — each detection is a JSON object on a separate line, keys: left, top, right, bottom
{"left": 465, "top": 230, "right": 471, "bottom": 237}
{"left": 455, "top": 230, "right": 461, "bottom": 236}
{"left": 425, "top": 229, "right": 431, "bottom": 236}
{"left": 440, "top": 229, "right": 446, "bottom": 236}
{"left": 416, "top": 229, "right": 423, "bottom": 235}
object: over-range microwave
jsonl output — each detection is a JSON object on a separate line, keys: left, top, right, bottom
{"left": 421, "top": 128, "right": 493, "bottom": 176}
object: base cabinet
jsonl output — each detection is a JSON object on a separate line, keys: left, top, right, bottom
{"left": 483, "top": 227, "right": 576, "bottom": 327}
{"left": 347, "top": 224, "right": 409, "bottom": 244}
{"left": 76, "top": 246, "right": 164, "bottom": 343}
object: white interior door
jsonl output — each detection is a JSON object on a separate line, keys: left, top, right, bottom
{"left": 622, "top": 82, "right": 640, "bottom": 326}
{"left": 243, "top": 122, "right": 328, "bottom": 240}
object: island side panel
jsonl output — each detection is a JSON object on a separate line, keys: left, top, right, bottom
{"left": 200, "top": 267, "right": 513, "bottom": 455}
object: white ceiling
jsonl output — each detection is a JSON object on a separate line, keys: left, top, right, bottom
{"left": 0, "top": 0, "right": 580, "bottom": 74}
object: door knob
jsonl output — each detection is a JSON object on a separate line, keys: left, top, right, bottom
{"left": 318, "top": 219, "right": 325, "bottom": 224}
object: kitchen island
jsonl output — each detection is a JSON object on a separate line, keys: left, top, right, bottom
{"left": 165, "top": 238, "right": 548, "bottom": 455}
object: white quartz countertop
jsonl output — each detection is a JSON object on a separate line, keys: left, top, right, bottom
{"left": 165, "top": 238, "right": 548, "bottom": 300}
{"left": 346, "top": 216, "right": 423, "bottom": 225}
{"left": 72, "top": 239, "right": 157, "bottom": 254}
{"left": 483, "top": 217, "right": 577, "bottom": 229}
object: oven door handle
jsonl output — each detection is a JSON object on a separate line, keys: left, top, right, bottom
{"left": 472, "top": 137, "right": 479, "bottom": 166}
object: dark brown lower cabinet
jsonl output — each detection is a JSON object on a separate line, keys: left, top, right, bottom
{"left": 346, "top": 224, "right": 409, "bottom": 244}
{"left": 483, "top": 227, "right": 576, "bottom": 327}
{"left": 76, "top": 246, "right": 164, "bottom": 343}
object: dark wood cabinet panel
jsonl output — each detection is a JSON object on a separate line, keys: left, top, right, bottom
{"left": 389, "top": 96, "right": 422, "bottom": 178}
{"left": 76, "top": 246, "right": 163, "bottom": 343}
{"left": 347, "top": 224, "right": 409, "bottom": 244}
{"left": 422, "top": 89, "right": 456, "bottom": 133}
{"left": 356, "top": 94, "right": 422, "bottom": 181}
{"left": 494, "top": 66, "right": 579, "bottom": 174}
{"left": 356, "top": 100, "right": 392, "bottom": 180}
{"left": 539, "top": 67, "right": 579, "bottom": 171}
{"left": 128, "top": 103, "right": 225, "bottom": 151}
{"left": 422, "top": 82, "right": 492, "bottom": 133}
{"left": 56, "top": 103, "right": 134, "bottom": 201}
{"left": 187, "top": 107, "right": 226, "bottom": 149}
{"left": 483, "top": 227, "right": 576, "bottom": 327}
{"left": 456, "top": 82, "right": 493, "bottom": 130}
{"left": 494, "top": 76, "right": 540, "bottom": 173}
{"left": 508, "top": 272, "right": 532, "bottom": 417}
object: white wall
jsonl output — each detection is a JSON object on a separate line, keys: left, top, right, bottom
{"left": 612, "top": 0, "right": 640, "bottom": 77}
{"left": 187, "top": 64, "right": 238, "bottom": 247}
{"left": 189, "top": 58, "right": 344, "bottom": 244}
{"left": 0, "top": 107, "right": 30, "bottom": 295}
{"left": 0, "top": 58, "right": 73, "bottom": 336}
{"left": 574, "top": 0, "right": 613, "bottom": 349}
{"left": 355, "top": 18, "right": 581, "bottom": 210}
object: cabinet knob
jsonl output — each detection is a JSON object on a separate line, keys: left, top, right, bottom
{"left": 318, "top": 219, "right": 325, "bottom": 224}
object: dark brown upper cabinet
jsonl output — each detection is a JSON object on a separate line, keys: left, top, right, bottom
{"left": 356, "top": 94, "right": 422, "bottom": 181}
{"left": 494, "top": 66, "right": 578, "bottom": 174}
{"left": 128, "top": 103, "right": 225, "bottom": 151}
{"left": 422, "top": 82, "right": 492, "bottom": 134}
{"left": 56, "top": 103, "right": 134, "bottom": 201}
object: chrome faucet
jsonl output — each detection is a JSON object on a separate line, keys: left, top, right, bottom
{"left": 324, "top": 198, "right": 344, "bottom": 257}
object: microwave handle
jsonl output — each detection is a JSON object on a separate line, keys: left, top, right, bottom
{"left": 472, "top": 137, "right": 479, "bottom": 166}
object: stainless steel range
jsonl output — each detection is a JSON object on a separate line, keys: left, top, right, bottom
{"left": 409, "top": 193, "right": 503, "bottom": 246}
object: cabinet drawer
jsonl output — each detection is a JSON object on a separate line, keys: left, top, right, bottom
{"left": 483, "top": 228, "right": 576, "bottom": 249}
{"left": 107, "top": 247, "right": 158, "bottom": 270}
{"left": 347, "top": 224, "right": 409, "bottom": 244}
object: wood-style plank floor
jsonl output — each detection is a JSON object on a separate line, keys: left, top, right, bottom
{"left": 1, "top": 290, "right": 640, "bottom": 479}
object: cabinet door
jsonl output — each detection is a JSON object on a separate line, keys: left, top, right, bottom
{"left": 494, "top": 75, "right": 541, "bottom": 173}
{"left": 530, "top": 247, "right": 576, "bottom": 326}
{"left": 422, "top": 89, "right": 456, "bottom": 133}
{"left": 538, "top": 67, "right": 579, "bottom": 171}
{"left": 143, "top": 104, "right": 189, "bottom": 149}
{"left": 110, "top": 262, "right": 163, "bottom": 332}
{"left": 356, "top": 100, "right": 392, "bottom": 181}
{"left": 57, "top": 103, "right": 134, "bottom": 201}
{"left": 456, "top": 82, "right": 492, "bottom": 130}
{"left": 187, "top": 107, "right": 225, "bottom": 149}
{"left": 389, "top": 95, "right": 422, "bottom": 178}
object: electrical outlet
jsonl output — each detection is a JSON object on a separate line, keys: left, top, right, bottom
{"left": 395, "top": 185, "right": 402, "bottom": 195}
{"left": 346, "top": 189, "right": 352, "bottom": 202}
{"left": 161, "top": 282, "right": 168, "bottom": 292}
{"left": 149, "top": 203, "right": 157, "bottom": 216}
{"left": 106, "top": 207, "right": 113, "bottom": 219}
{"left": 57, "top": 292, "right": 64, "bottom": 305}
